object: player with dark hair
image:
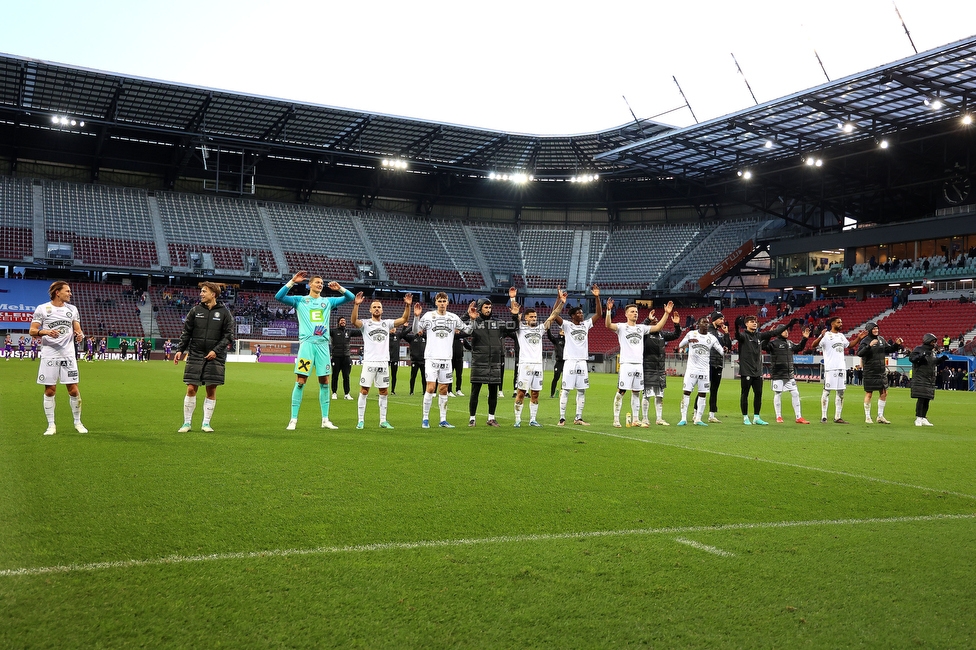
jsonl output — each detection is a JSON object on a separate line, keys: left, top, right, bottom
{"left": 29, "top": 281, "right": 87, "bottom": 435}
{"left": 512, "top": 289, "right": 565, "bottom": 427}
{"left": 330, "top": 316, "right": 359, "bottom": 400}
{"left": 641, "top": 306, "right": 683, "bottom": 426}
{"left": 275, "top": 272, "right": 354, "bottom": 430}
{"left": 764, "top": 323, "right": 811, "bottom": 423}
{"left": 856, "top": 321, "right": 903, "bottom": 424}
{"left": 547, "top": 326, "right": 565, "bottom": 398}
{"left": 174, "top": 281, "right": 235, "bottom": 433}
{"left": 809, "top": 316, "right": 864, "bottom": 424}
{"left": 706, "top": 311, "right": 732, "bottom": 422}
{"left": 464, "top": 288, "right": 520, "bottom": 427}
{"left": 676, "top": 316, "right": 725, "bottom": 426}
{"left": 552, "top": 285, "right": 604, "bottom": 426}
{"left": 734, "top": 314, "right": 787, "bottom": 426}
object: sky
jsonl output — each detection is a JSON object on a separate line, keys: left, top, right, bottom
{"left": 2, "top": 0, "right": 975, "bottom": 135}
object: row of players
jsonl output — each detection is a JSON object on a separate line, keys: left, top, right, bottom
{"left": 26, "top": 278, "right": 949, "bottom": 435}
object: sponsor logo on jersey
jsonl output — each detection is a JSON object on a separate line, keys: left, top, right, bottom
{"left": 309, "top": 309, "right": 324, "bottom": 323}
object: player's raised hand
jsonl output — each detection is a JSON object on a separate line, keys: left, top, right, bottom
{"left": 606, "top": 297, "right": 614, "bottom": 310}
{"left": 509, "top": 287, "right": 518, "bottom": 300}
{"left": 403, "top": 293, "right": 413, "bottom": 305}
{"left": 802, "top": 327, "right": 811, "bottom": 337}
{"left": 664, "top": 301, "right": 675, "bottom": 313}
{"left": 467, "top": 301, "right": 478, "bottom": 318}
{"left": 291, "top": 271, "right": 308, "bottom": 284}
{"left": 353, "top": 291, "right": 365, "bottom": 305}
{"left": 413, "top": 302, "right": 422, "bottom": 316}
{"left": 591, "top": 284, "right": 601, "bottom": 298}
{"left": 327, "top": 281, "right": 342, "bottom": 292}
{"left": 672, "top": 310, "right": 681, "bottom": 324}
{"left": 556, "top": 286, "right": 568, "bottom": 302}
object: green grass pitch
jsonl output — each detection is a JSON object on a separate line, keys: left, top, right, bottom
{"left": 2, "top": 358, "right": 975, "bottom": 648}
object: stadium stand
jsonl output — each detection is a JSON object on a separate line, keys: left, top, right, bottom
{"left": 661, "top": 218, "right": 769, "bottom": 291}
{"left": 589, "top": 223, "right": 700, "bottom": 290}
{"left": 157, "top": 192, "right": 276, "bottom": 273}
{"left": 468, "top": 224, "right": 523, "bottom": 288}
{"left": 264, "top": 202, "right": 371, "bottom": 282}
{"left": 44, "top": 182, "right": 159, "bottom": 268}
{"left": 519, "top": 227, "right": 573, "bottom": 289}
{"left": 875, "top": 300, "right": 976, "bottom": 350}
{"left": 71, "top": 282, "right": 145, "bottom": 337}
{"left": 0, "top": 176, "right": 33, "bottom": 262}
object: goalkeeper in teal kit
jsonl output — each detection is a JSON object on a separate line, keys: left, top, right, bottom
{"left": 275, "top": 271, "right": 354, "bottom": 430}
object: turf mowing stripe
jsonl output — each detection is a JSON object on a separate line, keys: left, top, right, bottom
{"left": 592, "top": 429, "right": 976, "bottom": 501}
{"left": 2, "top": 513, "right": 973, "bottom": 578}
{"left": 673, "top": 537, "right": 736, "bottom": 557}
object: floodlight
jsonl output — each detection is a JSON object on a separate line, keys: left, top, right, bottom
{"left": 879, "top": 139, "right": 889, "bottom": 149}
{"left": 764, "top": 140, "right": 773, "bottom": 149}
{"left": 51, "top": 116, "right": 59, "bottom": 124}
{"left": 963, "top": 114, "right": 973, "bottom": 125}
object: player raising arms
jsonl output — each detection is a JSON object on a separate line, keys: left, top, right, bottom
{"left": 349, "top": 291, "right": 412, "bottom": 429}
{"left": 764, "top": 322, "right": 812, "bottom": 424}
{"left": 641, "top": 306, "right": 683, "bottom": 426}
{"left": 856, "top": 321, "right": 903, "bottom": 424}
{"left": 275, "top": 271, "right": 355, "bottom": 430}
{"left": 512, "top": 288, "right": 566, "bottom": 427}
{"left": 414, "top": 292, "right": 475, "bottom": 428}
{"left": 676, "top": 316, "right": 725, "bottom": 426}
{"left": 809, "top": 316, "right": 865, "bottom": 424}
{"left": 605, "top": 298, "right": 674, "bottom": 428}
{"left": 552, "top": 285, "right": 604, "bottom": 426}
{"left": 29, "top": 281, "right": 87, "bottom": 435}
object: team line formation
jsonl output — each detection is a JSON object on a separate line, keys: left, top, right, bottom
{"left": 25, "top": 275, "right": 949, "bottom": 436}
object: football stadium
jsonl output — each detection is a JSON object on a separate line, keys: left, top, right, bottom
{"left": 3, "top": 10, "right": 976, "bottom": 648}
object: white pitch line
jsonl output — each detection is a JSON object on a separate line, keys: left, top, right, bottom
{"left": 591, "top": 429, "right": 976, "bottom": 501}
{"left": 674, "top": 537, "right": 736, "bottom": 557}
{"left": 2, "top": 513, "right": 973, "bottom": 578}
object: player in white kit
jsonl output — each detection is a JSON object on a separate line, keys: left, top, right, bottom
{"left": 512, "top": 288, "right": 566, "bottom": 427}
{"left": 676, "top": 317, "right": 725, "bottom": 426}
{"left": 809, "top": 315, "right": 863, "bottom": 424}
{"left": 414, "top": 292, "right": 475, "bottom": 428}
{"left": 551, "top": 285, "right": 604, "bottom": 426}
{"left": 605, "top": 298, "right": 674, "bottom": 427}
{"left": 350, "top": 291, "right": 413, "bottom": 429}
{"left": 29, "top": 281, "right": 87, "bottom": 435}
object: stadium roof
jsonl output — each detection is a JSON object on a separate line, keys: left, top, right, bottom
{"left": 2, "top": 35, "right": 976, "bottom": 228}
{"left": 596, "top": 34, "right": 976, "bottom": 180}
{"left": 0, "top": 52, "right": 670, "bottom": 177}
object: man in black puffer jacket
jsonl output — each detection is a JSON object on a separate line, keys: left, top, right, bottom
{"left": 856, "top": 321, "right": 903, "bottom": 424}
{"left": 464, "top": 288, "right": 519, "bottom": 427}
{"left": 909, "top": 333, "right": 948, "bottom": 426}
{"left": 175, "top": 282, "right": 234, "bottom": 433}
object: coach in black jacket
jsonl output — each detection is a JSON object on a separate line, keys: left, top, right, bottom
{"left": 464, "top": 290, "right": 519, "bottom": 426}
{"left": 909, "top": 333, "right": 947, "bottom": 426}
{"left": 547, "top": 327, "right": 565, "bottom": 398}
{"left": 735, "top": 315, "right": 789, "bottom": 425}
{"left": 707, "top": 312, "right": 732, "bottom": 422}
{"left": 175, "top": 282, "right": 235, "bottom": 432}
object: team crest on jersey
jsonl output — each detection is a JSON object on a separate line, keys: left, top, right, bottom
{"left": 625, "top": 332, "right": 643, "bottom": 346}
{"left": 571, "top": 329, "right": 587, "bottom": 343}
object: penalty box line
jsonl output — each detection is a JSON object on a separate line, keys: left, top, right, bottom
{"left": 591, "top": 429, "right": 976, "bottom": 501}
{"left": 1, "top": 513, "right": 974, "bottom": 578}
